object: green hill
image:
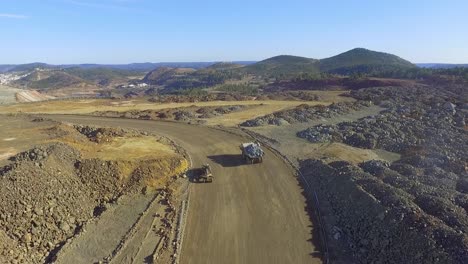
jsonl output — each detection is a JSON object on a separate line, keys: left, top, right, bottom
{"left": 64, "top": 67, "right": 143, "bottom": 85}
{"left": 239, "top": 49, "right": 415, "bottom": 77}
{"left": 319, "top": 48, "right": 415, "bottom": 74}
{"left": 206, "top": 62, "right": 244, "bottom": 70}
{"left": 141, "top": 48, "right": 416, "bottom": 92}
{"left": 8, "top": 63, "right": 54, "bottom": 72}
{"left": 10, "top": 66, "right": 144, "bottom": 89}
{"left": 143, "top": 67, "right": 196, "bottom": 85}
{"left": 14, "top": 71, "right": 87, "bottom": 89}
{"left": 242, "top": 55, "right": 320, "bottom": 76}
{"left": 143, "top": 66, "right": 244, "bottom": 92}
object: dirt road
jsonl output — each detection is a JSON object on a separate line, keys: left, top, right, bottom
{"left": 48, "top": 115, "right": 319, "bottom": 264}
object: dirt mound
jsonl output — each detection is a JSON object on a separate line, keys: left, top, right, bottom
{"left": 0, "top": 143, "right": 95, "bottom": 263}
{"left": 75, "top": 125, "right": 126, "bottom": 143}
{"left": 93, "top": 105, "right": 249, "bottom": 124}
{"left": 146, "top": 93, "right": 255, "bottom": 103}
{"left": 0, "top": 124, "right": 188, "bottom": 263}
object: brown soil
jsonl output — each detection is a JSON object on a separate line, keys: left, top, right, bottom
{"left": 47, "top": 115, "right": 320, "bottom": 264}
{"left": 0, "top": 115, "right": 188, "bottom": 264}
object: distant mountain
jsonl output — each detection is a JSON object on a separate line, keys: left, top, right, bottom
{"left": 417, "top": 63, "right": 468, "bottom": 69}
{"left": 4, "top": 61, "right": 256, "bottom": 73}
{"left": 139, "top": 48, "right": 418, "bottom": 93}
{"left": 242, "top": 55, "right": 320, "bottom": 76}
{"left": 319, "top": 48, "right": 415, "bottom": 74}
{"left": 13, "top": 70, "right": 87, "bottom": 90}
{"left": 8, "top": 63, "right": 56, "bottom": 72}
{"left": 238, "top": 48, "right": 415, "bottom": 77}
{"left": 63, "top": 67, "right": 144, "bottom": 86}
{"left": 0, "top": 65, "right": 16, "bottom": 73}
{"left": 143, "top": 65, "right": 244, "bottom": 91}
{"left": 206, "top": 62, "right": 244, "bottom": 70}
{"left": 10, "top": 67, "right": 145, "bottom": 89}
{"left": 143, "top": 67, "right": 196, "bottom": 85}
{"left": 3, "top": 48, "right": 419, "bottom": 92}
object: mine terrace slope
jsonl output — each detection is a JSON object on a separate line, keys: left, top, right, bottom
{"left": 47, "top": 115, "right": 319, "bottom": 264}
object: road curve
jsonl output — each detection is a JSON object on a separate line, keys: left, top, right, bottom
{"left": 48, "top": 115, "right": 320, "bottom": 264}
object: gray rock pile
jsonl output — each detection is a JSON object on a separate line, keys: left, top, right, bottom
{"left": 93, "top": 105, "right": 247, "bottom": 123}
{"left": 300, "top": 159, "right": 468, "bottom": 264}
{"left": 75, "top": 125, "right": 126, "bottom": 143}
{"left": 297, "top": 125, "right": 335, "bottom": 143}
{"left": 0, "top": 126, "right": 179, "bottom": 263}
{"left": 297, "top": 85, "right": 468, "bottom": 263}
{"left": 298, "top": 86, "right": 467, "bottom": 159}
{"left": 244, "top": 144, "right": 264, "bottom": 158}
{"left": 241, "top": 101, "right": 371, "bottom": 127}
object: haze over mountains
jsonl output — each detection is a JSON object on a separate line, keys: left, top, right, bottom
{"left": 2, "top": 48, "right": 468, "bottom": 76}
{"left": 2, "top": 48, "right": 468, "bottom": 97}
{"left": 0, "top": 62, "right": 256, "bottom": 74}
{"left": 416, "top": 63, "right": 468, "bottom": 69}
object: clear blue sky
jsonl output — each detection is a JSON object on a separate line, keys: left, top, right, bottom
{"left": 1, "top": 0, "right": 467, "bottom": 64}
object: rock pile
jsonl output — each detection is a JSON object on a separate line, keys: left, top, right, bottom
{"left": 300, "top": 159, "right": 468, "bottom": 263}
{"left": 243, "top": 144, "right": 264, "bottom": 158}
{"left": 93, "top": 105, "right": 248, "bottom": 124}
{"left": 146, "top": 93, "right": 255, "bottom": 103}
{"left": 0, "top": 143, "right": 95, "bottom": 263}
{"left": 0, "top": 125, "right": 188, "bottom": 263}
{"left": 75, "top": 125, "right": 126, "bottom": 143}
{"left": 241, "top": 101, "right": 371, "bottom": 127}
{"left": 296, "top": 125, "right": 335, "bottom": 143}
{"left": 297, "top": 85, "right": 468, "bottom": 263}
{"left": 298, "top": 86, "right": 467, "bottom": 159}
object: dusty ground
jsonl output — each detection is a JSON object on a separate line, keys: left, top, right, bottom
{"left": 0, "top": 91, "right": 352, "bottom": 127}
{"left": 0, "top": 85, "right": 22, "bottom": 104}
{"left": 0, "top": 115, "right": 190, "bottom": 263}
{"left": 0, "top": 92, "right": 355, "bottom": 263}
{"left": 16, "top": 91, "right": 54, "bottom": 103}
{"left": 42, "top": 85, "right": 104, "bottom": 98}
{"left": 0, "top": 115, "right": 56, "bottom": 166}
{"left": 0, "top": 85, "right": 54, "bottom": 104}
{"left": 48, "top": 115, "right": 320, "bottom": 264}
{"left": 54, "top": 178, "right": 188, "bottom": 264}
{"left": 0, "top": 115, "right": 185, "bottom": 169}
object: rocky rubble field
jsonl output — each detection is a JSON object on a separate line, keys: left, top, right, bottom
{"left": 298, "top": 85, "right": 468, "bottom": 263}
{"left": 301, "top": 159, "right": 467, "bottom": 263}
{"left": 145, "top": 93, "right": 256, "bottom": 103}
{"left": 93, "top": 105, "right": 249, "bottom": 124}
{"left": 241, "top": 101, "right": 371, "bottom": 127}
{"left": 0, "top": 124, "right": 187, "bottom": 264}
{"left": 144, "top": 90, "right": 320, "bottom": 103}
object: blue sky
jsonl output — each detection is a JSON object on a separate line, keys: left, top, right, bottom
{"left": 1, "top": 0, "right": 467, "bottom": 64}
